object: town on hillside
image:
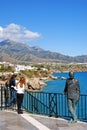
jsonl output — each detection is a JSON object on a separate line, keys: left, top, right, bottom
{"left": 0, "top": 61, "right": 87, "bottom": 90}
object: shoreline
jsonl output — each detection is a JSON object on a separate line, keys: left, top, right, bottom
{"left": 0, "top": 71, "right": 87, "bottom": 90}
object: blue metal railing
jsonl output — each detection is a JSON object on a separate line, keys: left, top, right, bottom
{"left": 22, "top": 91, "right": 87, "bottom": 121}
{"left": 0, "top": 85, "right": 87, "bottom": 121}
{"left": 0, "top": 85, "right": 15, "bottom": 110}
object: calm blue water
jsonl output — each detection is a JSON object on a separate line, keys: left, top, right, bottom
{"left": 42, "top": 72, "right": 87, "bottom": 95}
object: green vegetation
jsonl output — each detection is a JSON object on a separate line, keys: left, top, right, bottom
{"left": 20, "top": 70, "right": 39, "bottom": 78}
{"left": 53, "top": 63, "right": 87, "bottom": 72}
{"left": 20, "top": 69, "right": 50, "bottom": 78}
{"left": 0, "top": 63, "right": 87, "bottom": 81}
{"left": 0, "top": 64, "right": 14, "bottom": 72}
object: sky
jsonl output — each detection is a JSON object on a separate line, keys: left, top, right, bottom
{"left": 0, "top": 0, "right": 87, "bottom": 56}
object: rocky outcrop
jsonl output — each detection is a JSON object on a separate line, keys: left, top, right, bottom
{"left": 27, "top": 78, "right": 47, "bottom": 90}
{"left": 0, "top": 71, "right": 58, "bottom": 90}
{"left": 0, "top": 80, "right": 5, "bottom": 85}
{"left": 26, "top": 74, "right": 59, "bottom": 90}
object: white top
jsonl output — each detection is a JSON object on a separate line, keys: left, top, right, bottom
{"left": 14, "top": 83, "right": 25, "bottom": 94}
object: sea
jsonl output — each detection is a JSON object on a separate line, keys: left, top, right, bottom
{"left": 42, "top": 72, "right": 87, "bottom": 95}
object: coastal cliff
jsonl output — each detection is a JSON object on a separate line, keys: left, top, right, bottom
{"left": 26, "top": 75, "right": 58, "bottom": 90}
{"left": 0, "top": 70, "right": 58, "bottom": 91}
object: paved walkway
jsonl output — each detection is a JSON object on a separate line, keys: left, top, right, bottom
{"left": 0, "top": 110, "right": 87, "bottom": 130}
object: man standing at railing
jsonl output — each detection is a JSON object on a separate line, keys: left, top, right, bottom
{"left": 8, "top": 74, "right": 17, "bottom": 107}
{"left": 63, "top": 71, "right": 80, "bottom": 123}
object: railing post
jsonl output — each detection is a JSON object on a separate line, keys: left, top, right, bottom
{"left": 55, "top": 93, "right": 58, "bottom": 117}
{"left": 49, "top": 93, "right": 58, "bottom": 117}
{"left": 4, "top": 86, "right": 9, "bottom": 109}
{"left": 49, "top": 93, "right": 51, "bottom": 117}
{"left": 1, "top": 86, "right": 3, "bottom": 110}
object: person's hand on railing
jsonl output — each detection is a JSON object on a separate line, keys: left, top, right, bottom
{"left": 61, "top": 77, "right": 67, "bottom": 80}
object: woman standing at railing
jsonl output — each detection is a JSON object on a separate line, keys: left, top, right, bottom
{"left": 14, "top": 76, "right": 26, "bottom": 114}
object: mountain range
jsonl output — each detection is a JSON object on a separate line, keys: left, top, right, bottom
{"left": 0, "top": 39, "right": 87, "bottom": 64}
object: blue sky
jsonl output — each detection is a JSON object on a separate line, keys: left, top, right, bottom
{"left": 0, "top": 0, "right": 87, "bottom": 56}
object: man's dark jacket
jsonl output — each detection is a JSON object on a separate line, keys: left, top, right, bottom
{"left": 64, "top": 78, "right": 80, "bottom": 102}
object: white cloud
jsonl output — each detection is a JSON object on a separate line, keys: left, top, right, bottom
{"left": 0, "top": 23, "right": 41, "bottom": 42}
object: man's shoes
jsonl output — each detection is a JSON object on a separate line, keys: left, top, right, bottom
{"left": 68, "top": 119, "right": 73, "bottom": 123}
{"left": 68, "top": 119, "right": 77, "bottom": 123}
{"left": 8, "top": 105, "right": 13, "bottom": 109}
{"left": 72, "top": 120, "right": 77, "bottom": 123}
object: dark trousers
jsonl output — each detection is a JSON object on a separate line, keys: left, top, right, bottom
{"left": 8, "top": 89, "right": 16, "bottom": 106}
{"left": 17, "top": 93, "right": 24, "bottom": 112}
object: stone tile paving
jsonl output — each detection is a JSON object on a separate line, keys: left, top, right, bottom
{"left": 0, "top": 111, "right": 38, "bottom": 130}
{"left": 29, "top": 114, "right": 87, "bottom": 130}
{"left": 0, "top": 110, "right": 87, "bottom": 130}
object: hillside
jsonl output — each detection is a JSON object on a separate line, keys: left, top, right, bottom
{"left": 0, "top": 39, "right": 87, "bottom": 64}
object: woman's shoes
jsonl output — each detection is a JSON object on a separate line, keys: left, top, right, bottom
{"left": 18, "top": 109, "right": 23, "bottom": 114}
{"left": 18, "top": 111, "right": 23, "bottom": 114}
